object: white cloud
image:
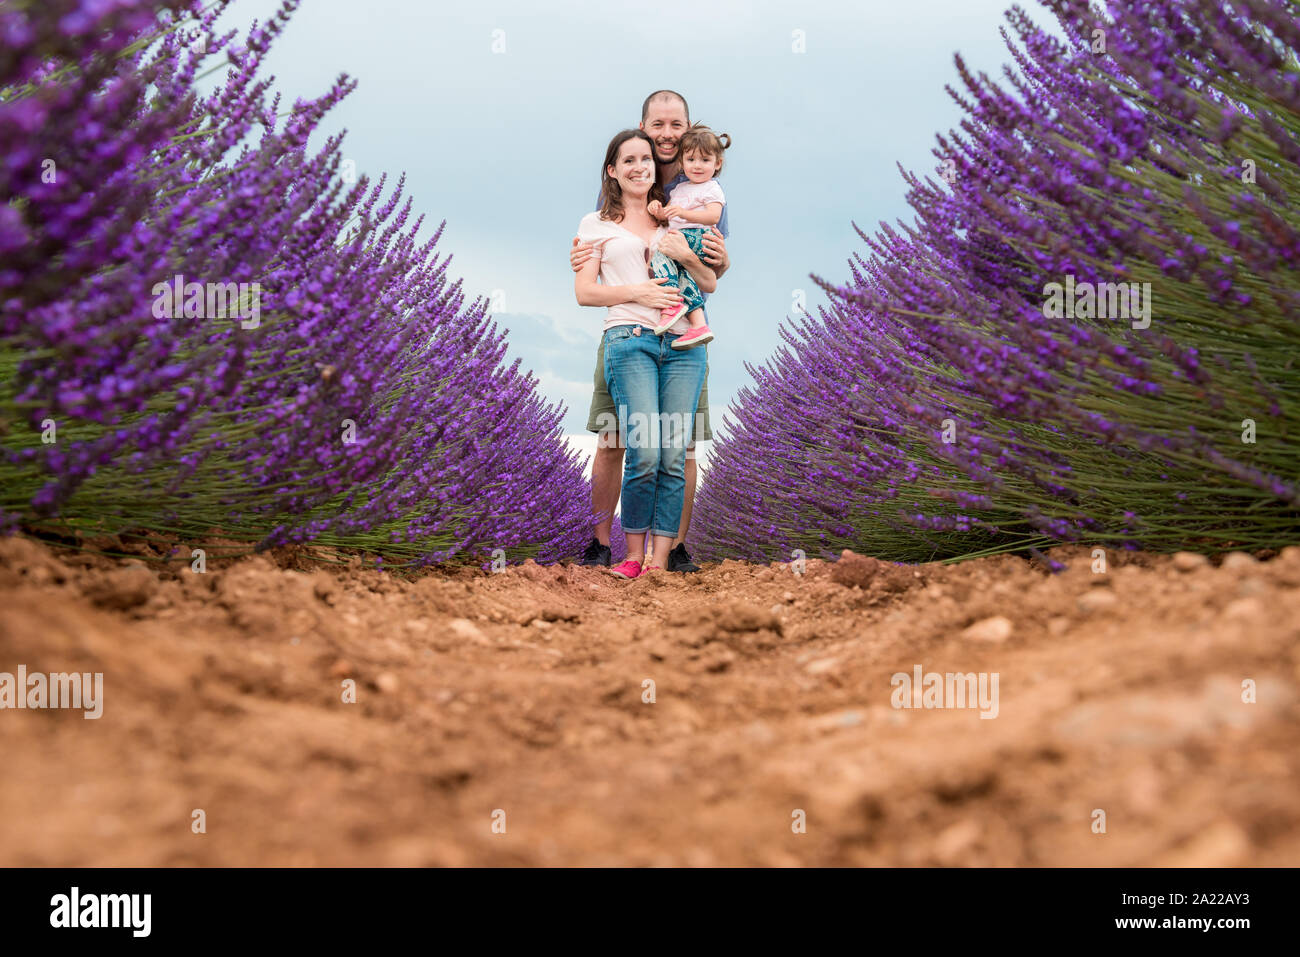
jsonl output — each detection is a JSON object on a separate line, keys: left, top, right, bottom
{"left": 533, "top": 369, "right": 593, "bottom": 417}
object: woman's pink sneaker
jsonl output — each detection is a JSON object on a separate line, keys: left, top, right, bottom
{"left": 609, "top": 559, "right": 643, "bottom": 579}
{"left": 671, "top": 325, "right": 713, "bottom": 350}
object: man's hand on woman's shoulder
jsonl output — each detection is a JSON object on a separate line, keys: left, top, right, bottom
{"left": 571, "top": 236, "right": 595, "bottom": 273}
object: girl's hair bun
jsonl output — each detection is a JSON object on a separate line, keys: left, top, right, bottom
{"left": 679, "top": 124, "right": 733, "bottom": 165}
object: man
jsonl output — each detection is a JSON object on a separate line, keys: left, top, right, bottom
{"left": 571, "top": 89, "right": 731, "bottom": 572}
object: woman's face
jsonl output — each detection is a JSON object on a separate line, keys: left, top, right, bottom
{"left": 608, "top": 138, "right": 655, "bottom": 199}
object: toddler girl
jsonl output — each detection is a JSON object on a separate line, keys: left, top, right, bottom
{"left": 647, "top": 123, "right": 731, "bottom": 350}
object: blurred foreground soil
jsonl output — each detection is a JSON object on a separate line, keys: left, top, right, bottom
{"left": 1, "top": 536, "right": 1298, "bottom": 866}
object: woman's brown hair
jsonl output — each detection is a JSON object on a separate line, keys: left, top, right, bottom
{"left": 597, "top": 129, "right": 665, "bottom": 223}
{"left": 678, "top": 123, "right": 732, "bottom": 174}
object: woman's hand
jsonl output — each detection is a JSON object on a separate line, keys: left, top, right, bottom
{"left": 630, "top": 278, "right": 683, "bottom": 310}
{"left": 657, "top": 230, "right": 694, "bottom": 264}
{"left": 661, "top": 230, "right": 717, "bottom": 293}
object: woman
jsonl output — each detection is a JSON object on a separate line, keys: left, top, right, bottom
{"left": 575, "top": 129, "right": 714, "bottom": 579}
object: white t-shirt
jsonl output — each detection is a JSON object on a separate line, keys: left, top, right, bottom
{"left": 665, "top": 179, "right": 726, "bottom": 231}
{"left": 577, "top": 211, "right": 688, "bottom": 334}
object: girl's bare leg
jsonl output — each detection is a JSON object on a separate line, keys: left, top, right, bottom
{"left": 625, "top": 531, "right": 646, "bottom": 566}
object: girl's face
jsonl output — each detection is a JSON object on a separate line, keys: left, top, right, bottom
{"left": 608, "top": 139, "right": 655, "bottom": 198}
{"left": 682, "top": 148, "right": 719, "bottom": 184}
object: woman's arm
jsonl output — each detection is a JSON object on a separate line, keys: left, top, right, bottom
{"left": 575, "top": 254, "right": 624, "bottom": 306}
{"left": 575, "top": 255, "right": 684, "bottom": 309}
{"left": 683, "top": 256, "right": 717, "bottom": 294}
{"left": 658, "top": 231, "right": 717, "bottom": 294}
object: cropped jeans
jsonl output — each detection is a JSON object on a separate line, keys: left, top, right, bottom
{"left": 602, "top": 324, "right": 707, "bottom": 538}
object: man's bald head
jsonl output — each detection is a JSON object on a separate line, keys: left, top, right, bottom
{"left": 641, "top": 90, "right": 690, "bottom": 123}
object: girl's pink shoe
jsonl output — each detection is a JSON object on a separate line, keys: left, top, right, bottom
{"left": 609, "top": 559, "right": 642, "bottom": 579}
{"left": 654, "top": 303, "right": 686, "bottom": 334}
{"left": 671, "top": 325, "right": 713, "bottom": 349}
{"left": 640, "top": 564, "right": 664, "bottom": 576}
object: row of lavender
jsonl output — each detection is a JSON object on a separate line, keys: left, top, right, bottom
{"left": 696, "top": 0, "right": 1300, "bottom": 564}
{"left": 0, "top": 0, "right": 591, "bottom": 565}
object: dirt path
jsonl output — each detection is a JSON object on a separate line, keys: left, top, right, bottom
{"left": 1, "top": 536, "right": 1297, "bottom": 866}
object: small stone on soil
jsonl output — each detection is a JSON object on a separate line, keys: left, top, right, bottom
{"left": 1172, "top": 551, "right": 1208, "bottom": 572}
{"left": 962, "top": 615, "right": 1013, "bottom": 643}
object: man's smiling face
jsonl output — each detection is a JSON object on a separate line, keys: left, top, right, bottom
{"left": 639, "top": 98, "right": 688, "bottom": 167}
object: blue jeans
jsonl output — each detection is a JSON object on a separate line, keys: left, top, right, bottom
{"left": 602, "top": 325, "right": 707, "bottom": 537}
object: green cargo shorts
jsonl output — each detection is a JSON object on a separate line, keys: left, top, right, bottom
{"left": 586, "top": 334, "right": 712, "bottom": 442}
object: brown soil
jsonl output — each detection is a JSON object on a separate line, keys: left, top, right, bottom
{"left": 1, "top": 536, "right": 1297, "bottom": 866}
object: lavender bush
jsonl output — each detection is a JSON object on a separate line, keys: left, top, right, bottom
{"left": 0, "top": 0, "right": 590, "bottom": 566}
{"left": 696, "top": 0, "right": 1300, "bottom": 563}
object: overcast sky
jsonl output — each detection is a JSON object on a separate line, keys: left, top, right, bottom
{"left": 212, "top": 0, "right": 1052, "bottom": 450}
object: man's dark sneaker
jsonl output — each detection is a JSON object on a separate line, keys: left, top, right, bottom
{"left": 579, "top": 538, "right": 612, "bottom": 567}
{"left": 666, "top": 542, "right": 700, "bottom": 573}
